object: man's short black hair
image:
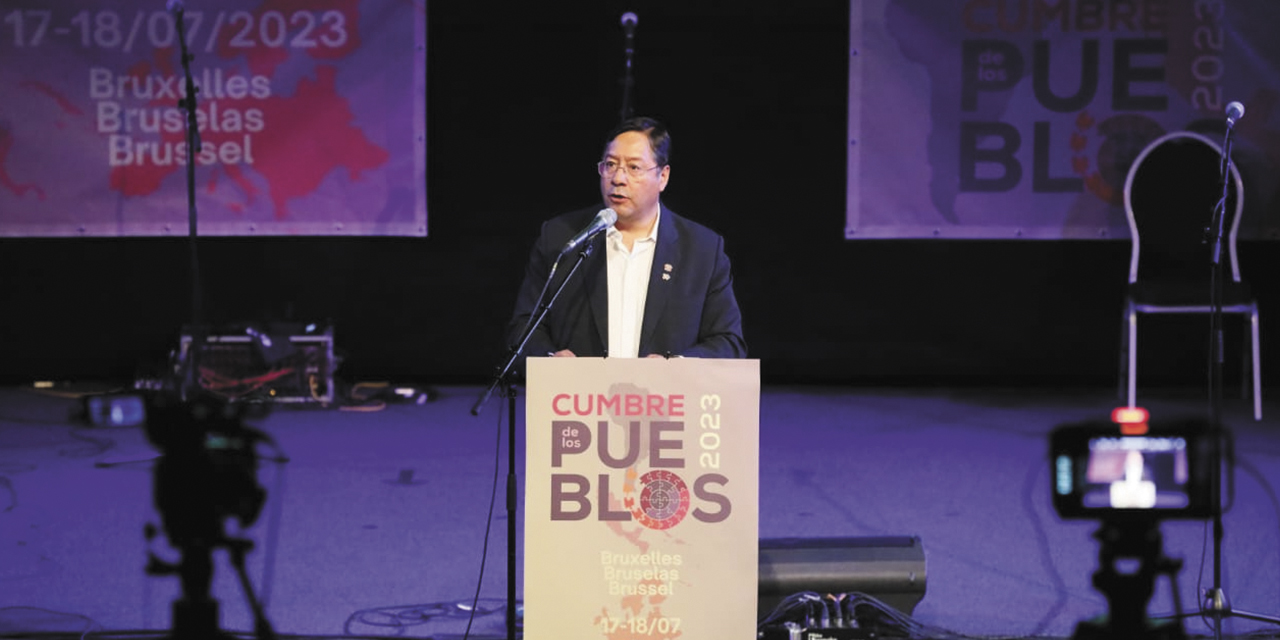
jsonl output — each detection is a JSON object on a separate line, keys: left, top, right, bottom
{"left": 604, "top": 117, "right": 671, "bottom": 168}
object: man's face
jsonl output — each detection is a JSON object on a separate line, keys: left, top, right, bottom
{"left": 600, "top": 130, "right": 669, "bottom": 225}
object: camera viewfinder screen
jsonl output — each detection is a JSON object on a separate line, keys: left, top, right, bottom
{"left": 1083, "top": 436, "right": 1190, "bottom": 509}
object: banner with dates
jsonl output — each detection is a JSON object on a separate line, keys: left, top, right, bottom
{"left": 0, "top": 0, "right": 425, "bottom": 237}
{"left": 848, "top": 0, "right": 1280, "bottom": 239}
{"left": 524, "top": 357, "right": 760, "bottom": 640}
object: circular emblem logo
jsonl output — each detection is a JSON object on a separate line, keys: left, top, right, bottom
{"left": 629, "top": 470, "right": 691, "bottom": 530}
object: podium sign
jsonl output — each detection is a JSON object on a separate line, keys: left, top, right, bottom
{"left": 525, "top": 357, "right": 760, "bottom": 639}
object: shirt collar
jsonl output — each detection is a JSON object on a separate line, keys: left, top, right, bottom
{"left": 606, "top": 207, "right": 661, "bottom": 244}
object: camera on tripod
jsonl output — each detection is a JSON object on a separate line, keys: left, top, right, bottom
{"left": 135, "top": 346, "right": 280, "bottom": 640}
{"left": 1049, "top": 408, "right": 1229, "bottom": 640}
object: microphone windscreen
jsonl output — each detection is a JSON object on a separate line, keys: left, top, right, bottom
{"left": 1226, "top": 101, "right": 1245, "bottom": 122}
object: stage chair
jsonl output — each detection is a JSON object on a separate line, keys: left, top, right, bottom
{"left": 1120, "top": 130, "right": 1261, "bottom": 421}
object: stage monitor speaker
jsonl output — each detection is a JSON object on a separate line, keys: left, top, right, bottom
{"left": 758, "top": 536, "right": 926, "bottom": 620}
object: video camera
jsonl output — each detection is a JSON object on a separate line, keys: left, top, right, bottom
{"left": 1050, "top": 410, "right": 1219, "bottom": 521}
{"left": 143, "top": 390, "right": 268, "bottom": 545}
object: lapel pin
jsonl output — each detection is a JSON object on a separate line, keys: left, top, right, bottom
{"left": 662, "top": 273, "right": 671, "bottom": 281}
{"left": 663, "top": 263, "right": 673, "bottom": 272}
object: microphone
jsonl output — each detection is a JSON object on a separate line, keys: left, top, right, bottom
{"left": 1226, "top": 101, "right": 1245, "bottom": 128}
{"left": 167, "top": 0, "right": 184, "bottom": 14}
{"left": 560, "top": 208, "right": 617, "bottom": 256}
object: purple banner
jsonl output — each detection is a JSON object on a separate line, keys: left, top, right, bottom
{"left": 0, "top": 0, "right": 425, "bottom": 237}
{"left": 849, "top": 0, "right": 1280, "bottom": 239}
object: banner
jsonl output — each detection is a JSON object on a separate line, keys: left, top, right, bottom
{"left": 524, "top": 357, "right": 760, "bottom": 640}
{"left": 849, "top": 0, "right": 1280, "bottom": 239}
{"left": 0, "top": 0, "right": 425, "bottom": 237}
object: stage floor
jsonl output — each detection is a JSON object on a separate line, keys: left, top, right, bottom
{"left": 1, "top": 382, "right": 1278, "bottom": 639}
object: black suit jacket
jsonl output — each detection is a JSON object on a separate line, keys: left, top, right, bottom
{"left": 508, "top": 204, "right": 746, "bottom": 363}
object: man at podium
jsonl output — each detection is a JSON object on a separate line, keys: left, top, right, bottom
{"left": 508, "top": 117, "right": 747, "bottom": 362}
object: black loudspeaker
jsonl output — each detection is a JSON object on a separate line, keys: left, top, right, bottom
{"left": 758, "top": 536, "right": 927, "bottom": 620}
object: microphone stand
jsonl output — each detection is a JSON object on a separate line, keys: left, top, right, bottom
{"left": 1199, "top": 121, "right": 1280, "bottom": 639}
{"left": 174, "top": 5, "right": 206, "bottom": 399}
{"left": 619, "top": 13, "right": 637, "bottom": 122}
{"left": 176, "top": 6, "right": 203, "bottom": 328}
{"left": 471, "top": 239, "right": 601, "bottom": 640}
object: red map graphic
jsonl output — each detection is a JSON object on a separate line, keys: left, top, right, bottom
{"left": 0, "top": 80, "right": 87, "bottom": 200}
{"left": 20, "top": 80, "right": 85, "bottom": 117}
{"left": 106, "top": 54, "right": 389, "bottom": 220}
{"left": 248, "top": 65, "right": 389, "bottom": 219}
{"left": 0, "top": 124, "right": 47, "bottom": 200}
{"left": 102, "top": 0, "right": 387, "bottom": 220}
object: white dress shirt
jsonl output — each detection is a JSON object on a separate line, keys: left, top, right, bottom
{"left": 605, "top": 212, "right": 660, "bottom": 358}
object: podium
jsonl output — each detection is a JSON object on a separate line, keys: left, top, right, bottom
{"left": 524, "top": 357, "right": 760, "bottom": 639}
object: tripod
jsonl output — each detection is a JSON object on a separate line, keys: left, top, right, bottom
{"left": 1072, "top": 518, "right": 1187, "bottom": 640}
{"left": 143, "top": 394, "right": 278, "bottom": 640}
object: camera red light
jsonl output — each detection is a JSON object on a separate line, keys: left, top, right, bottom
{"left": 1111, "top": 407, "right": 1150, "bottom": 434}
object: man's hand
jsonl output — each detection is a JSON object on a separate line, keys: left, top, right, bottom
{"left": 552, "top": 349, "right": 577, "bottom": 357}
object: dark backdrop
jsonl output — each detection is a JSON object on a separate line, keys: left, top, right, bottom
{"left": 1, "top": 1, "right": 1275, "bottom": 391}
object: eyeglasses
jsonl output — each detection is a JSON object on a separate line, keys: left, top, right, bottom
{"left": 597, "top": 160, "right": 660, "bottom": 179}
